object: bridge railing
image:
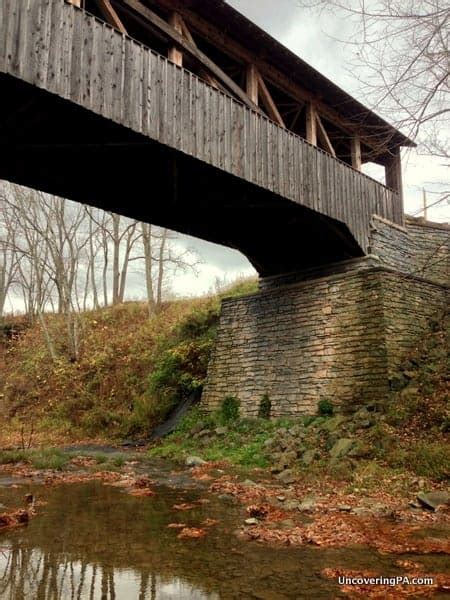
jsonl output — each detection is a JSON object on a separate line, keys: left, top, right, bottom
{"left": 0, "top": 0, "right": 403, "bottom": 252}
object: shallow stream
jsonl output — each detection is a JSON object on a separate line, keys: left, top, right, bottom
{"left": 0, "top": 462, "right": 448, "bottom": 599}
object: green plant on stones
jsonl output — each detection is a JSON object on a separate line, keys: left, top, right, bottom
{"left": 258, "top": 394, "right": 272, "bottom": 419}
{"left": 219, "top": 396, "right": 240, "bottom": 424}
{"left": 318, "top": 398, "right": 334, "bottom": 416}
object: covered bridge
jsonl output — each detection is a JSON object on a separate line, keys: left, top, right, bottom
{"left": 0, "top": 0, "right": 414, "bottom": 275}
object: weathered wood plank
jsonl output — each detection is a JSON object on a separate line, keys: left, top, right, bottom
{"left": 68, "top": 0, "right": 83, "bottom": 103}
{"left": 89, "top": 18, "right": 104, "bottom": 112}
{"left": 46, "top": 0, "right": 64, "bottom": 92}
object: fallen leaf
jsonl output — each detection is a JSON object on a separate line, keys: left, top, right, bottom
{"left": 173, "top": 503, "right": 197, "bottom": 511}
{"left": 202, "top": 518, "right": 219, "bottom": 527}
{"left": 128, "top": 488, "right": 155, "bottom": 497}
{"left": 177, "top": 527, "right": 206, "bottom": 539}
{"left": 0, "top": 509, "right": 30, "bottom": 530}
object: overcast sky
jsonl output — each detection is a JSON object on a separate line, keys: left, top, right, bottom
{"left": 165, "top": 0, "right": 449, "bottom": 297}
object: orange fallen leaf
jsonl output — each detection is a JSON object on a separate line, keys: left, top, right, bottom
{"left": 177, "top": 527, "right": 206, "bottom": 539}
{"left": 133, "top": 476, "right": 155, "bottom": 489}
{"left": 128, "top": 488, "right": 155, "bottom": 497}
{"left": 202, "top": 518, "right": 219, "bottom": 527}
{"left": 246, "top": 504, "right": 269, "bottom": 519}
{"left": 0, "top": 509, "right": 30, "bottom": 530}
{"left": 173, "top": 503, "right": 197, "bottom": 511}
{"left": 167, "top": 523, "right": 187, "bottom": 529}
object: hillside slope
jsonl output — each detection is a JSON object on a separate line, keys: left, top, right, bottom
{"left": 0, "top": 280, "right": 257, "bottom": 443}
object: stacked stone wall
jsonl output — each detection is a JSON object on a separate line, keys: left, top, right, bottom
{"left": 202, "top": 217, "right": 448, "bottom": 416}
{"left": 380, "top": 272, "right": 448, "bottom": 378}
{"left": 203, "top": 270, "right": 391, "bottom": 416}
{"left": 371, "top": 216, "right": 448, "bottom": 286}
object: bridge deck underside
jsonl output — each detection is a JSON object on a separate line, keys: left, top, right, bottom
{"left": 0, "top": 75, "right": 364, "bottom": 275}
{"left": 0, "top": 0, "right": 401, "bottom": 274}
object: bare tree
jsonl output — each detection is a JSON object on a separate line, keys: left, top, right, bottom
{"left": 0, "top": 198, "right": 20, "bottom": 318}
{"left": 140, "top": 224, "right": 200, "bottom": 314}
{"left": 1, "top": 180, "right": 201, "bottom": 358}
{"left": 2, "top": 185, "right": 91, "bottom": 360}
{"left": 298, "top": 0, "right": 449, "bottom": 209}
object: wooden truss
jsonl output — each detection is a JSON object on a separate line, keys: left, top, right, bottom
{"left": 80, "top": 0, "right": 403, "bottom": 182}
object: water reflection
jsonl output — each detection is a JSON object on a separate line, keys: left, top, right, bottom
{"left": 0, "top": 548, "right": 214, "bottom": 599}
{"left": 1, "top": 478, "right": 447, "bottom": 599}
{"left": 0, "top": 481, "right": 223, "bottom": 599}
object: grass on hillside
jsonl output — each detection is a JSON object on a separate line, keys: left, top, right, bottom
{"left": 0, "top": 279, "right": 258, "bottom": 443}
{"left": 148, "top": 406, "right": 295, "bottom": 468}
{"left": 0, "top": 447, "right": 129, "bottom": 471}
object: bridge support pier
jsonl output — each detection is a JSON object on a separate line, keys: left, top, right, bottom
{"left": 202, "top": 218, "right": 448, "bottom": 416}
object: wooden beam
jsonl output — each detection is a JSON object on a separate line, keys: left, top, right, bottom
{"left": 168, "top": 13, "right": 183, "bottom": 66}
{"left": 179, "top": 17, "right": 196, "bottom": 46}
{"left": 306, "top": 103, "right": 317, "bottom": 146}
{"left": 246, "top": 64, "right": 259, "bottom": 106}
{"left": 316, "top": 114, "right": 336, "bottom": 157}
{"left": 120, "top": 0, "right": 261, "bottom": 112}
{"left": 351, "top": 135, "right": 362, "bottom": 171}
{"left": 256, "top": 71, "right": 285, "bottom": 127}
{"left": 199, "top": 70, "right": 227, "bottom": 92}
{"left": 290, "top": 107, "right": 303, "bottom": 131}
{"left": 96, "top": 0, "right": 127, "bottom": 34}
{"left": 385, "top": 147, "right": 404, "bottom": 221}
{"left": 68, "top": 0, "right": 81, "bottom": 6}
{"left": 113, "top": 2, "right": 168, "bottom": 44}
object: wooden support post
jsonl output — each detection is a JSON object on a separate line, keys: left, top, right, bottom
{"left": 385, "top": 148, "right": 403, "bottom": 194}
{"left": 96, "top": 0, "right": 127, "bottom": 33}
{"left": 316, "top": 114, "right": 336, "bottom": 157}
{"left": 246, "top": 64, "right": 259, "bottom": 106}
{"left": 306, "top": 103, "right": 317, "bottom": 146}
{"left": 168, "top": 13, "right": 183, "bottom": 66}
{"left": 385, "top": 147, "right": 404, "bottom": 223}
{"left": 256, "top": 72, "right": 285, "bottom": 127}
{"left": 351, "top": 135, "right": 362, "bottom": 171}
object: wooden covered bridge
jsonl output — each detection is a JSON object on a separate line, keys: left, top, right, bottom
{"left": 0, "top": 0, "right": 414, "bottom": 276}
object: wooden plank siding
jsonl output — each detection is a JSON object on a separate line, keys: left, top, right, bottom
{"left": 0, "top": 0, "right": 403, "bottom": 253}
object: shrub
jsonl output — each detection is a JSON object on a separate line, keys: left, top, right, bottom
{"left": 386, "top": 441, "right": 450, "bottom": 481}
{"left": 29, "top": 449, "right": 68, "bottom": 471}
{"left": 318, "top": 398, "right": 334, "bottom": 416}
{"left": 121, "top": 395, "right": 175, "bottom": 438}
{"left": 258, "top": 394, "right": 272, "bottom": 419}
{"left": 148, "top": 302, "right": 220, "bottom": 410}
{"left": 219, "top": 396, "right": 240, "bottom": 424}
{"left": 0, "top": 450, "right": 28, "bottom": 464}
